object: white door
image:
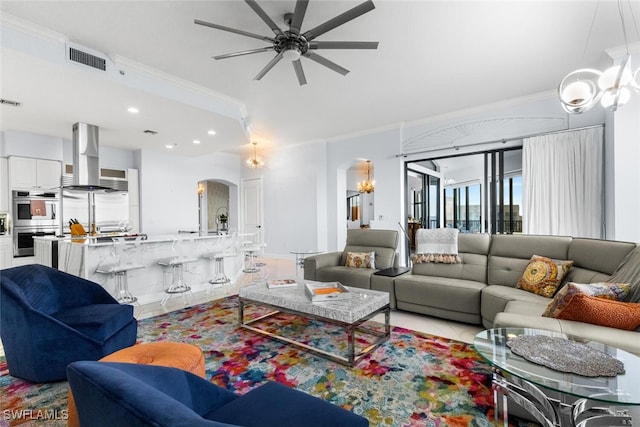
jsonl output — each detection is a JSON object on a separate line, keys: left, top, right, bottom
{"left": 242, "top": 178, "right": 263, "bottom": 244}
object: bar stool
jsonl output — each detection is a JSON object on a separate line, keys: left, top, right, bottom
{"left": 95, "top": 237, "right": 145, "bottom": 305}
{"left": 159, "top": 238, "right": 197, "bottom": 305}
{"left": 200, "top": 234, "right": 234, "bottom": 289}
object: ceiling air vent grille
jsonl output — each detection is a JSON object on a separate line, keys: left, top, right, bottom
{"left": 69, "top": 47, "right": 106, "bottom": 71}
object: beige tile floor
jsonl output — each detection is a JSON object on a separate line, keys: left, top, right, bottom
{"left": 138, "top": 258, "right": 484, "bottom": 344}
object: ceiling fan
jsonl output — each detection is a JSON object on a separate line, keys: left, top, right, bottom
{"left": 194, "top": 0, "right": 378, "bottom": 86}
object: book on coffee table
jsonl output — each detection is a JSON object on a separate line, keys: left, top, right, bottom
{"left": 267, "top": 279, "right": 298, "bottom": 289}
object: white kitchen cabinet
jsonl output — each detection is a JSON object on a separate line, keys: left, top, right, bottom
{"left": 0, "top": 157, "right": 9, "bottom": 212}
{"left": 0, "top": 236, "right": 12, "bottom": 269}
{"left": 9, "top": 156, "right": 62, "bottom": 191}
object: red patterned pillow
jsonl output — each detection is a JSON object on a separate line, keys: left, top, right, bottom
{"left": 554, "top": 294, "right": 640, "bottom": 331}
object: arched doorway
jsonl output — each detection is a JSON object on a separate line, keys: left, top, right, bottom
{"left": 197, "top": 179, "right": 238, "bottom": 235}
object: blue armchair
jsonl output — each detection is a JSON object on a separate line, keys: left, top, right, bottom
{"left": 1, "top": 264, "right": 137, "bottom": 383}
{"left": 67, "top": 361, "right": 369, "bottom": 427}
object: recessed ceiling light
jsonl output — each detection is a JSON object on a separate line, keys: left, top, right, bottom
{"left": 166, "top": 144, "right": 174, "bottom": 149}
{"left": 128, "top": 107, "right": 139, "bottom": 114}
{"left": 193, "top": 140, "right": 201, "bottom": 144}
{"left": 207, "top": 130, "right": 216, "bottom": 136}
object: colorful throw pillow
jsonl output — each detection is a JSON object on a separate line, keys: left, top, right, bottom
{"left": 543, "top": 282, "right": 631, "bottom": 318}
{"left": 553, "top": 294, "right": 640, "bottom": 331}
{"left": 345, "top": 251, "right": 375, "bottom": 269}
{"left": 516, "top": 255, "right": 573, "bottom": 298}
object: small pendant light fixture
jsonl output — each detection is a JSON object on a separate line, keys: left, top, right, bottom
{"left": 246, "top": 141, "right": 264, "bottom": 168}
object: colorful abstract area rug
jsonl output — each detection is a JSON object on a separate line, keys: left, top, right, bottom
{"left": 1, "top": 296, "right": 532, "bottom": 426}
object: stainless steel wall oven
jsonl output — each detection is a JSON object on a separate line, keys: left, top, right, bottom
{"left": 12, "top": 191, "right": 60, "bottom": 257}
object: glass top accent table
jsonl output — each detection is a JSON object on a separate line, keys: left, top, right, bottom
{"left": 474, "top": 328, "right": 639, "bottom": 427}
{"left": 289, "top": 250, "right": 321, "bottom": 278}
{"left": 239, "top": 281, "right": 390, "bottom": 366}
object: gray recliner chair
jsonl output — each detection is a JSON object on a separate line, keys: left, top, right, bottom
{"left": 303, "top": 229, "right": 399, "bottom": 289}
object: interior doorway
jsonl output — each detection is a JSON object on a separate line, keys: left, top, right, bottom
{"left": 197, "top": 179, "right": 237, "bottom": 235}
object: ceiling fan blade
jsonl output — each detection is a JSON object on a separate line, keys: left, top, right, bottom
{"left": 292, "top": 59, "right": 307, "bottom": 85}
{"left": 304, "top": 52, "right": 349, "bottom": 76}
{"left": 309, "top": 41, "right": 379, "bottom": 50}
{"left": 213, "top": 47, "right": 274, "bottom": 60}
{"left": 289, "top": 0, "right": 309, "bottom": 35}
{"left": 303, "top": 0, "right": 375, "bottom": 41}
{"left": 245, "top": 0, "right": 285, "bottom": 37}
{"left": 254, "top": 52, "right": 284, "bottom": 80}
{"left": 194, "top": 19, "right": 274, "bottom": 43}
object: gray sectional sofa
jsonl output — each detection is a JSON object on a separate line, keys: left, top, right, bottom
{"left": 305, "top": 232, "right": 640, "bottom": 355}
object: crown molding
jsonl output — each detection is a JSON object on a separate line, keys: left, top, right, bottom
{"left": 1, "top": 13, "right": 68, "bottom": 43}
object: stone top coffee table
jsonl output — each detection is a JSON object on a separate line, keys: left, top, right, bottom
{"left": 238, "top": 281, "right": 390, "bottom": 366}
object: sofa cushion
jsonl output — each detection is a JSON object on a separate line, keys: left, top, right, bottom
{"left": 552, "top": 295, "right": 640, "bottom": 331}
{"left": 516, "top": 255, "right": 573, "bottom": 297}
{"left": 542, "top": 282, "right": 631, "bottom": 317}
{"left": 481, "top": 285, "right": 549, "bottom": 327}
{"left": 609, "top": 245, "right": 640, "bottom": 303}
{"left": 339, "top": 229, "right": 398, "bottom": 270}
{"left": 315, "top": 266, "right": 374, "bottom": 289}
{"left": 345, "top": 251, "right": 375, "bottom": 269}
{"left": 488, "top": 235, "right": 572, "bottom": 287}
{"left": 395, "top": 275, "right": 485, "bottom": 317}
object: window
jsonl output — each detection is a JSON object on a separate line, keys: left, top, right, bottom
{"left": 407, "top": 147, "right": 522, "bottom": 234}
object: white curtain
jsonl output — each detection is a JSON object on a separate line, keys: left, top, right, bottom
{"left": 522, "top": 127, "right": 603, "bottom": 238}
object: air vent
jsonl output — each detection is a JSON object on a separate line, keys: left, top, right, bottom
{"left": 143, "top": 130, "right": 158, "bottom": 135}
{"left": 69, "top": 47, "right": 106, "bottom": 71}
{"left": 0, "top": 98, "right": 22, "bottom": 107}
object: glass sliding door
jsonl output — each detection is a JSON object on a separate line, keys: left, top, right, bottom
{"left": 407, "top": 147, "right": 522, "bottom": 235}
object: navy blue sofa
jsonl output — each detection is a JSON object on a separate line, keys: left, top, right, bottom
{"left": 1, "top": 264, "right": 137, "bottom": 382}
{"left": 67, "top": 361, "right": 369, "bottom": 427}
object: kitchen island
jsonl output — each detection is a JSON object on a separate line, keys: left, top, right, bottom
{"left": 57, "top": 233, "right": 241, "bottom": 304}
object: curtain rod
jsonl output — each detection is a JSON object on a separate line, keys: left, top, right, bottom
{"left": 396, "top": 124, "right": 605, "bottom": 158}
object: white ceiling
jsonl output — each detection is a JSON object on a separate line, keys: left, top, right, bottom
{"left": 1, "top": 1, "right": 638, "bottom": 158}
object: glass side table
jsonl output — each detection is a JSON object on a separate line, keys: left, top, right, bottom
{"left": 289, "top": 250, "right": 321, "bottom": 279}
{"left": 473, "top": 328, "right": 639, "bottom": 427}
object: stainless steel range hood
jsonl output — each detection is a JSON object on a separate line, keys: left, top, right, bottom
{"left": 65, "top": 122, "right": 112, "bottom": 191}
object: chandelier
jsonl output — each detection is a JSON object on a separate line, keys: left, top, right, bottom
{"left": 558, "top": 0, "right": 640, "bottom": 113}
{"left": 357, "top": 160, "right": 375, "bottom": 193}
{"left": 246, "top": 141, "right": 264, "bottom": 168}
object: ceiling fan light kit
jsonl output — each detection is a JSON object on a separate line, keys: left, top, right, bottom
{"left": 195, "top": 0, "right": 379, "bottom": 85}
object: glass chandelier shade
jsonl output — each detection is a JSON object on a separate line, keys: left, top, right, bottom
{"left": 357, "top": 160, "right": 375, "bottom": 193}
{"left": 558, "top": 0, "right": 640, "bottom": 114}
{"left": 246, "top": 141, "right": 264, "bottom": 168}
{"left": 558, "top": 55, "right": 639, "bottom": 114}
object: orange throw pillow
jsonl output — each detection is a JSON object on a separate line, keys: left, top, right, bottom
{"left": 554, "top": 294, "right": 640, "bottom": 331}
